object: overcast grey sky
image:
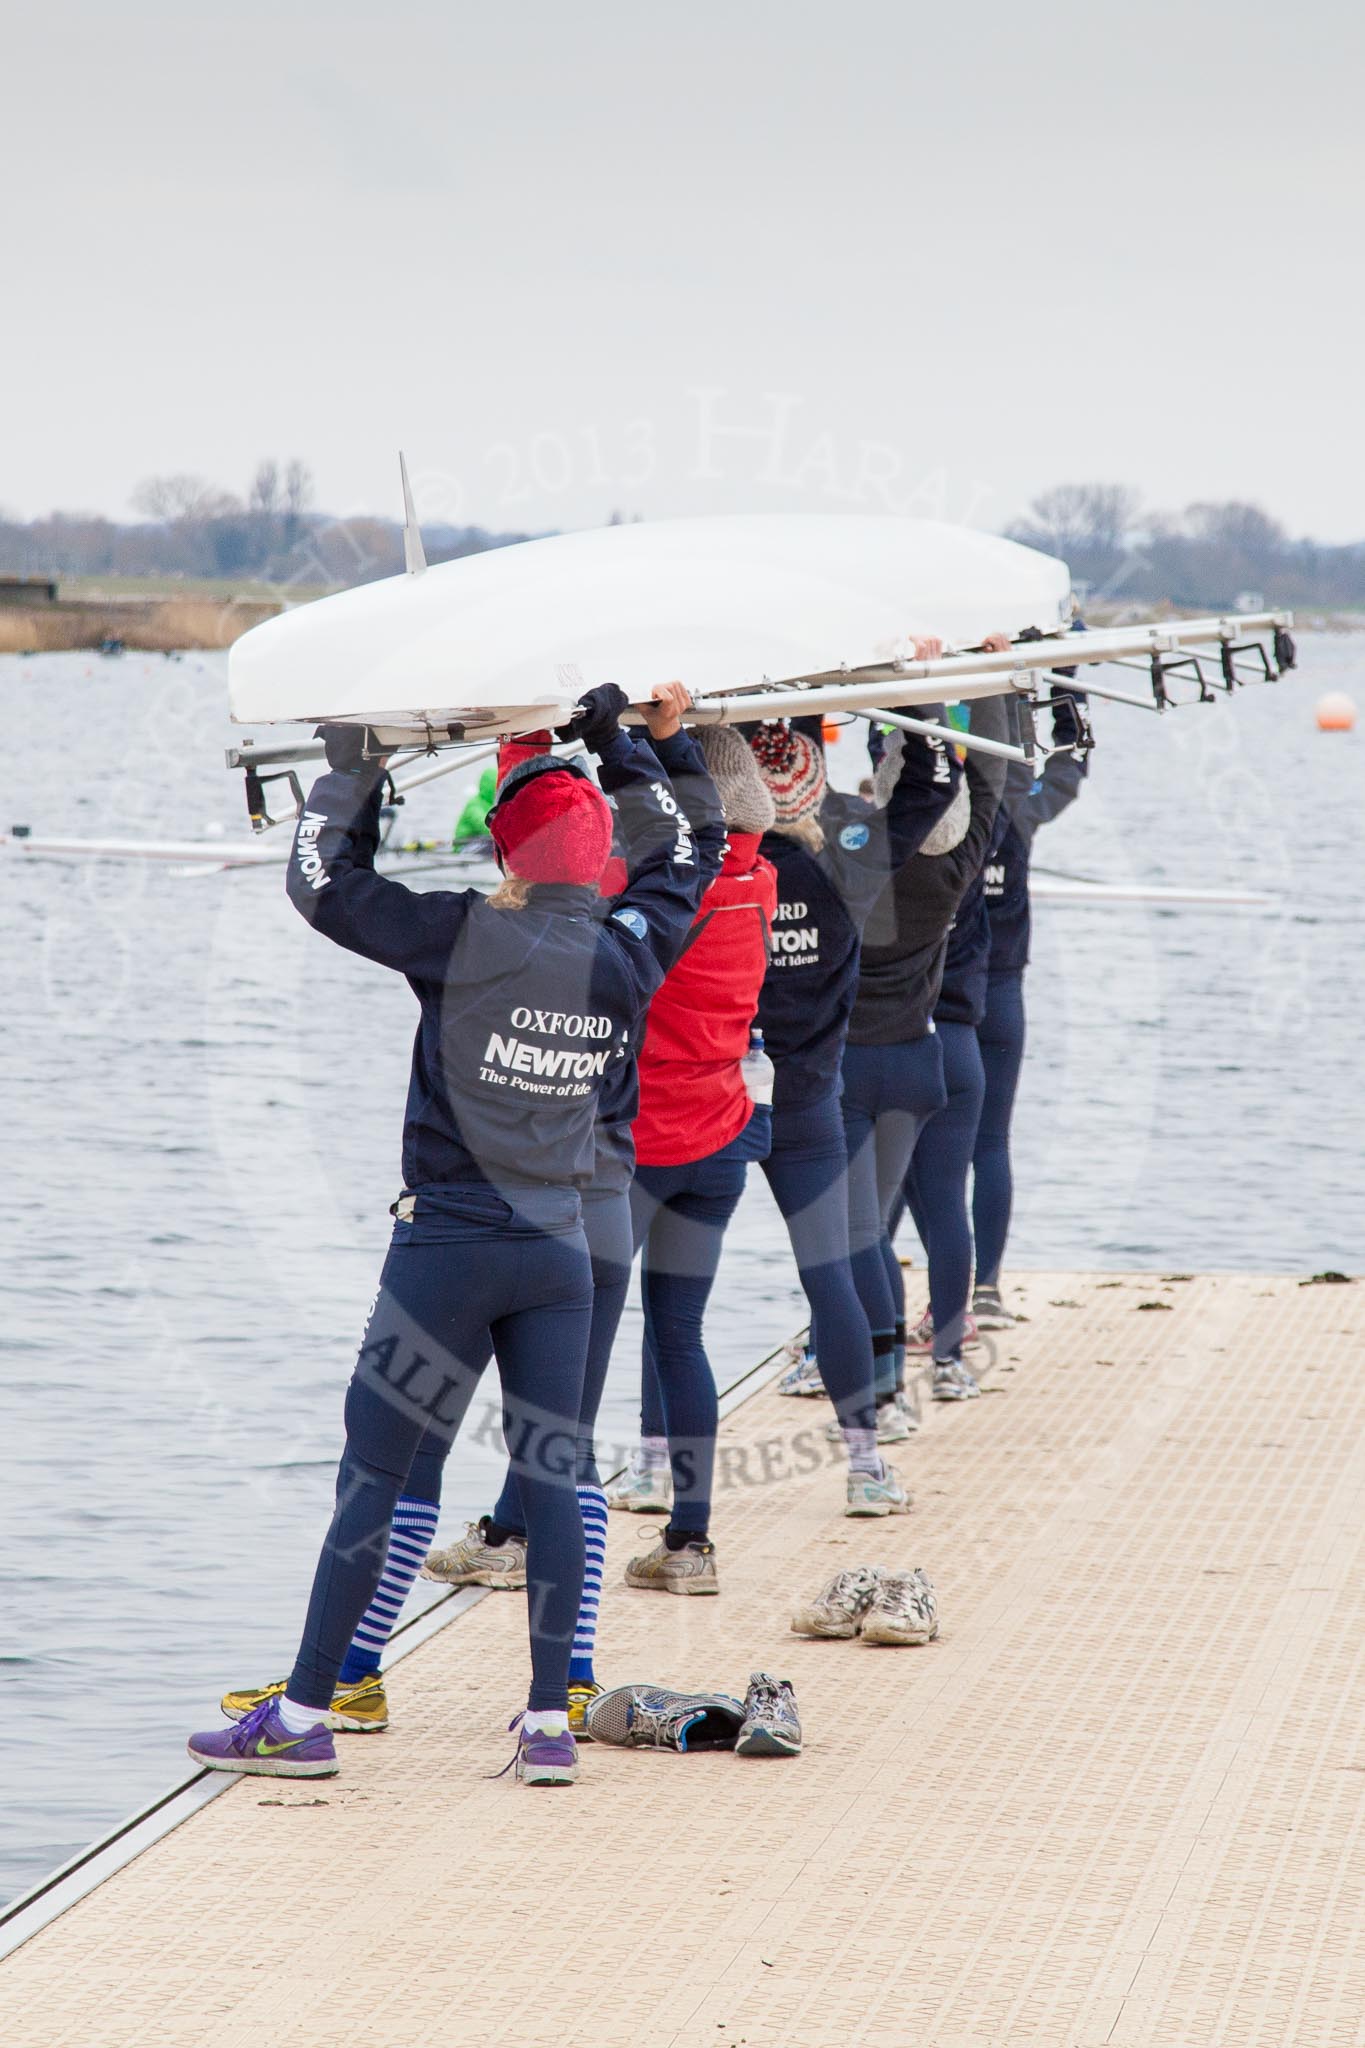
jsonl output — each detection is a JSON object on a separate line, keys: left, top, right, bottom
{"left": 4, "top": 0, "right": 1362, "bottom": 538}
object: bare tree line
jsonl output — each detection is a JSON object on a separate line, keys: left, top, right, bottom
{"left": 0, "top": 459, "right": 533, "bottom": 586}
{"left": 1007, "top": 484, "right": 1365, "bottom": 610}
{"left": 2, "top": 465, "right": 1362, "bottom": 608}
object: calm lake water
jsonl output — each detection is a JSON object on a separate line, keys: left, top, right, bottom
{"left": 2, "top": 636, "right": 1362, "bottom": 1903}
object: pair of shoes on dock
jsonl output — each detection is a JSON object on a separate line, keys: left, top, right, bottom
{"left": 615, "top": 1430, "right": 913, "bottom": 1538}
{"left": 791, "top": 1564, "right": 938, "bottom": 1646}
{"left": 807, "top": 1342, "right": 982, "bottom": 1419}
{"left": 198, "top": 1675, "right": 604, "bottom": 1790}
{"left": 585, "top": 1674, "right": 801, "bottom": 1757}
{"left": 423, "top": 1507, "right": 722, "bottom": 1596}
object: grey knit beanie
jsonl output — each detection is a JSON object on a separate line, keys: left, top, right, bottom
{"left": 693, "top": 725, "right": 777, "bottom": 835}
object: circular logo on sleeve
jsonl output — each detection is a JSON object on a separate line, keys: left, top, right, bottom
{"left": 839, "top": 822, "right": 870, "bottom": 850}
{"left": 612, "top": 907, "right": 648, "bottom": 940}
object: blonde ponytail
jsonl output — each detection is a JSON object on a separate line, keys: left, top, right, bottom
{"left": 776, "top": 813, "right": 826, "bottom": 855}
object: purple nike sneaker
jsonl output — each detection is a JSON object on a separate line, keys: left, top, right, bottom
{"left": 515, "top": 1723, "right": 579, "bottom": 1786}
{"left": 188, "top": 1698, "right": 339, "bottom": 1777}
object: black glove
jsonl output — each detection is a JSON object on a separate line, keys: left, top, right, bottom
{"left": 1049, "top": 683, "right": 1088, "bottom": 750}
{"left": 315, "top": 724, "right": 374, "bottom": 774}
{"left": 555, "top": 683, "right": 629, "bottom": 753}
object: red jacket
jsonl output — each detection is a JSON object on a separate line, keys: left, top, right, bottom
{"left": 633, "top": 832, "right": 778, "bottom": 1166}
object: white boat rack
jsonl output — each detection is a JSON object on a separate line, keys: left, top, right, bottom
{"left": 846, "top": 704, "right": 1034, "bottom": 764}
{"left": 229, "top": 738, "right": 504, "bottom": 832}
{"left": 670, "top": 612, "right": 1294, "bottom": 727}
{"left": 223, "top": 609, "right": 1292, "bottom": 828}
{"left": 323, "top": 611, "right": 1293, "bottom": 749}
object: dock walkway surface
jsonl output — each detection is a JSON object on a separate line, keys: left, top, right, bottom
{"left": 4, "top": 1270, "right": 1365, "bottom": 2047}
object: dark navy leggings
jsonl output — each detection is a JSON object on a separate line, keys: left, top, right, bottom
{"left": 841, "top": 1036, "right": 947, "bottom": 1372}
{"left": 633, "top": 1109, "right": 771, "bottom": 1536}
{"left": 971, "top": 970, "right": 1027, "bottom": 1289}
{"left": 288, "top": 1184, "right": 592, "bottom": 1714}
{"left": 900, "top": 1019, "right": 987, "bottom": 1360}
{"left": 488, "top": 1183, "right": 633, "bottom": 1531}
{"left": 761, "top": 1092, "right": 876, "bottom": 1435}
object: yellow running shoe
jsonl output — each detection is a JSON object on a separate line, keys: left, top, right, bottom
{"left": 567, "top": 1681, "right": 603, "bottom": 1740}
{"left": 219, "top": 1673, "right": 389, "bottom": 1733}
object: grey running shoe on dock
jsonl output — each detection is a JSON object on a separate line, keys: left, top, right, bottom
{"left": 777, "top": 1350, "right": 824, "bottom": 1397}
{"left": 585, "top": 1684, "right": 745, "bottom": 1751}
{"left": 932, "top": 1359, "right": 980, "bottom": 1402}
{"left": 878, "top": 1391, "right": 918, "bottom": 1441}
{"left": 624, "top": 1531, "right": 719, "bottom": 1595}
{"left": 972, "top": 1285, "right": 1016, "bottom": 1329}
{"left": 861, "top": 1568, "right": 939, "bottom": 1646}
{"left": 607, "top": 1449, "right": 674, "bottom": 1514}
{"left": 420, "top": 1519, "right": 528, "bottom": 1588}
{"left": 845, "top": 1462, "right": 912, "bottom": 1517}
{"left": 790, "top": 1564, "right": 885, "bottom": 1639}
{"left": 736, "top": 1674, "right": 802, "bottom": 1757}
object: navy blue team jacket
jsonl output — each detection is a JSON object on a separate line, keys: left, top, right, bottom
{"left": 849, "top": 694, "right": 1013, "bottom": 1045}
{"left": 287, "top": 729, "right": 723, "bottom": 1191}
{"left": 983, "top": 687, "right": 1089, "bottom": 980}
{"left": 757, "top": 714, "right": 962, "bottom": 1110}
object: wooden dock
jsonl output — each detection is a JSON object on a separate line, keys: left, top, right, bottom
{"left": 5, "top": 1270, "right": 1365, "bottom": 2047}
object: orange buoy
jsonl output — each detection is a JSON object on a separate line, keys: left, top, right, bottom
{"left": 1316, "top": 692, "right": 1357, "bottom": 732}
{"left": 822, "top": 717, "right": 842, "bottom": 744}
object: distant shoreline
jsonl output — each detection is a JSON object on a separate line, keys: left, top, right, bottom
{"left": 1, "top": 582, "right": 1361, "bottom": 658}
{"left": 1083, "top": 599, "right": 1363, "bottom": 633}
{"left": 0, "top": 592, "right": 285, "bottom": 653}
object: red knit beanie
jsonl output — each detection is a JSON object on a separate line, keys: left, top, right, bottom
{"left": 489, "top": 765, "right": 613, "bottom": 886}
{"left": 749, "top": 721, "right": 827, "bottom": 825}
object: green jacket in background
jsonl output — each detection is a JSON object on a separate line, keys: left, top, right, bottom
{"left": 453, "top": 765, "right": 497, "bottom": 845}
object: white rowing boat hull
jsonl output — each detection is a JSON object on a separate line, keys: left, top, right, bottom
{"left": 1032, "top": 879, "right": 1270, "bottom": 907}
{"left": 0, "top": 831, "right": 282, "bottom": 865}
{"left": 228, "top": 514, "right": 1071, "bottom": 738}
{"left": 2, "top": 829, "right": 1271, "bottom": 912}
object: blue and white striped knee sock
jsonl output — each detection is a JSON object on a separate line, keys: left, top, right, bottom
{"left": 338, "top": 1495, "right": 441, "bottom": 1686}
{"left": 568, "top": 1484, "right": 608, "bottom": 1686}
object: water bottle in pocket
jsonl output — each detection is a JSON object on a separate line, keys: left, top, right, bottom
{"left": 742, "top": 1028, "right": 775, "bottom": 1106}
